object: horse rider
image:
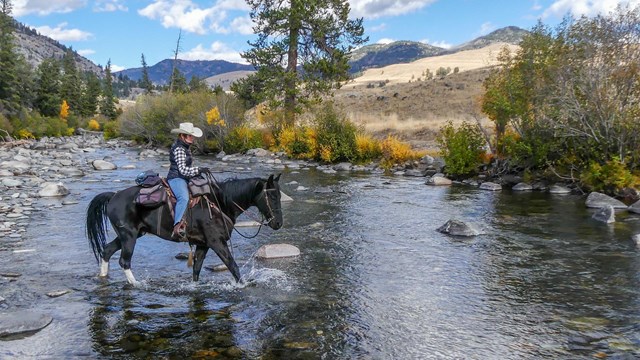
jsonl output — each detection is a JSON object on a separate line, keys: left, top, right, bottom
{"left": 167, "top": 122, "right": 209, "bottom": 240}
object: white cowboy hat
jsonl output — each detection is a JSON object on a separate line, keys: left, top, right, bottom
{"left": 170, "top": 122, "right": 203, "bottom": 137}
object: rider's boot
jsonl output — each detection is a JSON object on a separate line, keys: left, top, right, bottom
{"left": 171, "top": 219, "right": 187, "bottom": 241}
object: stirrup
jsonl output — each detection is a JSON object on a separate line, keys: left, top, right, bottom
{"left": 171, "top": 221, "right": 187, "bottom": 241}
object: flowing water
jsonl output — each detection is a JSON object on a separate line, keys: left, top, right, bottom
{"left": 2, "top": 147, "right": 640, "bottom": 359}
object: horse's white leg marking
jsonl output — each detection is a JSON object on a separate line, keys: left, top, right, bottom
{"left": 124, "top": 269, "right": 139, "bottom": 286}
{"left": 99, "top": 259, "right": 109, "bottom": 277}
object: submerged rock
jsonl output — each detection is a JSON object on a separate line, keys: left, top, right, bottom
{"left": 256, "top": 243, "right": 300, "bottom": 259}
{"left": 437, "top": 219, "right": 481, "bottom": 237}
{"left": 0, "top": 310, "right": 53, "bottom": 338}
{"left": 592, "top": 205, "right": 615, "bottom": 223}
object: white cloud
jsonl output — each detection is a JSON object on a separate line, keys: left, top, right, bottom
{"left": 376, "top": 38, "right": 394, "bottom": 44}
{"left": 180, "top": 42, "right": 247, "bottom": 63}
{"left": 421, "top": 39, "right": 452, "bottom": 49}
{"left": 77, "top": 49, "right": 95, "bottom": 56}
{"left": 476, "top": 22, "right": 496, "bottom": 36}
{"left": 542, "top": 0, "right": 640, "bottom": 18}
{"left": 138, "top": 1, "right": 216, "bottom": 35}
{"left": 350, "top": 0, "right": 437, "bottom": 19}
{"left": 12, "top": 0, "right": 86, "bottom": 17}
{"left": 94, "top": 0, "right": 128, "bottom": 12}
{"left": 230, "top": 16, "right": 254, "bottom": 35}
{"left": 369, "top": 23, "right": 387, "bottom": 32}
{"left": 110, "top": 64, "right": 126, "bottom": 72}
{"left": 34, "top": 22, "right": 93, "bottom": 41}
{"left": 138, "top": 0, "right": 251, "bottom": 35}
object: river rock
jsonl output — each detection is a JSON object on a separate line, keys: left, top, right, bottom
{"left": 0, "top": 310, "right": 53, "bottom": 338}
{"left": 404, "top": 169, "right": 425, "bottom": 177}
{"left": 0, "top": 169, "right": 13, "bottom": 177}
{"left": 38, "top": 182, "right": 69, "bottom": 197}
{"left": 236, "top": 220, "right": 261, "bottom": 227}
{"left": 280, "top": 191, "right": 293, "bottom": 202}
{"left": 256, "top": 243, "right": 300, "bottom": 259}
{"left": 592, "top": 205, "right": 615, "bottom": 223}
{"left": 425, "top": 175, "right": 452, "bottom": 186}
{"left": 632, "top": 234, "right": 640, "bottom": 246}
{"left": 2, "top": 178, "right": 22, "bottom": 187}
{"left": 628, "top": 200, "right": 640, "bottom": 214}
{"left": 205, "top": 264, "right": 228, "bottom": 272}
{"left": 437, "top": 219, "right": 481, "bottom": 236}
{"left": 479, "top": 182, "right": 502, "bottom": 191}
{"left": 331, "top": 162, "right": 351, "bottom": 171}
{"left": 585, "top": 192, "right": 627, "bottom": 209}
{"left": 46, "top": 290, "right": 70, "bottom": 298}
{"left": 92, "top": 159, "right": 117, "bottom": 170}
{"left": 512, "top": 182, "right": 533, "bottom": 191}
{"left": 549, "top": 184, "right": 572, "bottom": 194}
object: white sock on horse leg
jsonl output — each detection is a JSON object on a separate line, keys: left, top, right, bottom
{"left": 124, "top": 269, "right": 139, "bottom": 286}
{"left": 99, "top": 259, "right": 109, "bottom": 277}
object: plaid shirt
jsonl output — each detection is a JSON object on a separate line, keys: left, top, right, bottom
{"left": 172, "top": 146, "right": 199, "bottom": 178}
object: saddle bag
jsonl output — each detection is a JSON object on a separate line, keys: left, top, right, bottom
{"left": 135, "top": 184, "right": 168, "bottom": 207}
{"left": 188, "top": 176, "right": 211, "bottom": 197}
{"left": 135, "top": 170, "right": 161, "bottom": 188}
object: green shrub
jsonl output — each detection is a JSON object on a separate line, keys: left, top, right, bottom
{"left": 223, "top": 125, "right": 264, "bottom": 153}
{"left": 436, "top": 120, "right": 486, "bottom": 177}
{"left": 313, "top": 103, "right": 357, "bottom": 163}
{"left": 580, "top": 158, "right": 639, "bottom": 193}
{"left": 103, "top": 120, "right": 120, "bottom": 140}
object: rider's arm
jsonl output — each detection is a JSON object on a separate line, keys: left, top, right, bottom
{"left": 173, "top": 147, "right": 200, "bottom": 178}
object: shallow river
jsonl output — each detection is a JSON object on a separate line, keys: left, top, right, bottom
{"left": 2, "top": 147, "right": 640, "bottom": 359}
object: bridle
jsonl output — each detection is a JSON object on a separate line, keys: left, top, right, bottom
{"left": 231, "top": 186, "right": 281, "bottom": 239}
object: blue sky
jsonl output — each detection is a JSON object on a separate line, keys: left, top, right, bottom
{"left": 11, "top": 0, "right": 639, "bottom": 71}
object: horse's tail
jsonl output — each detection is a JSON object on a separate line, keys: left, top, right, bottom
{"left": 86, "top": 192, "right": 115, "bottom": 262}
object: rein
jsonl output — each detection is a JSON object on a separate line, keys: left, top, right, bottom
{"left": 202, "top": 172, "right": 278, "bottom": 239}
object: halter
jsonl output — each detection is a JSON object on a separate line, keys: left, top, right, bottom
{"left": 231, "top": 186, "right": 280, "bottom": 239}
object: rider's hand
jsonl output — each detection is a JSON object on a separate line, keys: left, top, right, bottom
{"left": 198, "top": 167, "right": 210, "bottom": 174}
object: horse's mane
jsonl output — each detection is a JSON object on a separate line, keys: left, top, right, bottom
{"left": 214, "top": 177, "right": 262, "bottom": 208}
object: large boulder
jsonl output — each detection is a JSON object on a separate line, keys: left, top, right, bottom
{"left": 585, "top": 192, "right": 627, "bottom": 209}
{"left": 38, "top": 182, "right": 69, "bottom": 197}
{"left": 256, "top": 243, "right": 300, "bottom": 259}
{"left": 437, "top": 219, "right": 481, "bottom": 237}
{"left": 425, "top": 175, "right": 452, "bottom": 186}
{"left": 92, "top": 159, "right": 117, "bottom": 170}
{"left": 0, "top": 310, "right": 53, "bottom": 338}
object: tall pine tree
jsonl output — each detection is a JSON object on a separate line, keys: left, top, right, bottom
{"left": 0, "top": 0, "right": 23, "bottom": 116}
{"left": 79, "top": 71, "right": 100, "bottom": 117}
{"left": 34, "top": 58, "right": 61, "bottom": 117}
{"left": 99, "top": 59, "right": 117, "bottom": 119}
{"left": 60, "top": 50, "right": 82, "bottom": 115}
{"left": 140, "top": 53, "right": 153, "bottom": 94}
{"left": 243, "top": 0, "right": 367, "bottom": 125}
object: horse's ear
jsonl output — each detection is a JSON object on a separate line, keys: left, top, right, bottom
{"left": 274, "top": 173, "right": 281, "bottom": 182}
{"left": 267, "top": 174, "right": 274, "bottom": 185}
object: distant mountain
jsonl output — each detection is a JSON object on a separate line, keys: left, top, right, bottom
{"left": 12, "top": 19, "right": 102, "bottom": 75}
{"left": 348, "top": 41, "right": 445, "bottom": 73}
{"left": 451, "top": 26, "right": 528, "bottom": 52}
{"left": 115, "top": 59, "right": 255, "bottom": 85}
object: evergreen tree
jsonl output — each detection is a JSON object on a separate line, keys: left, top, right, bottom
{"left": 243, "top": 0, "right": 367, "bottom": 125}
{"left": 60, "top": 50, "right": 82, "bottom": 114}
{"left": 79, "top": 71, "right": 100, "bottom": 117}
{"left": 99, "top": 60, "right": 117, "bottom": 119}
{"left": 140, "top": 53, "right": 153, "bottom": 93}
{"left": 188, "top": 75, "right": 209, "bottom": 93}
{"left": 0, "top": 0, "right": 23, "bottom": 116}
{"left": 170, "top": 67, "right": 188, "bottom": 94}
{"left": 34, "top": 58, "right": 62, "bottom": 117}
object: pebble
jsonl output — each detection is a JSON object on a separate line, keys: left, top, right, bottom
{"left": 46, "top": 290, "right": 71, "bottom": 298}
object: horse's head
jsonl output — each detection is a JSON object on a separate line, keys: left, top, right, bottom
{"left": 253, "top": 174, "right": 283, "bottom": 230}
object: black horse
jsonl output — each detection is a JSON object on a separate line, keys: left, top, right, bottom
{"left": 86, "top": 173, "right": 283, "bottom": 286}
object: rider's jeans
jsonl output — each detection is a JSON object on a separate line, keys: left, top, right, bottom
{"left": 168, "top": 178, "right": 188, "bottom": 225}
